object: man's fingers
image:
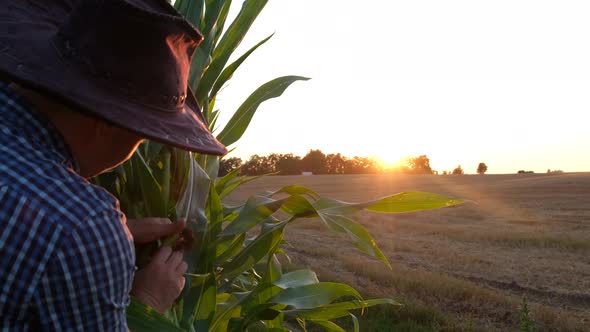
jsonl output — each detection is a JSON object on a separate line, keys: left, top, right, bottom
{"left": 152, "top": 246, "right": 173, "bottom": 263}
{"left": 176, "top": 261, "right": 188, "bottom": 274}
{"left": 131, "top": 219, "right": 186, "bottom": 243}
{"left": 166, "top": 250, "right": 183, "bottom": 266}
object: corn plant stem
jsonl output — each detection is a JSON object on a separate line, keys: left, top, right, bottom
{"left": 163, "top": 148, "right": 171, "bottom": 215}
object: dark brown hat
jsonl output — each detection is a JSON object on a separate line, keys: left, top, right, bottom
{"left": 0, "top": 0, "right": 227, "bottom": 155}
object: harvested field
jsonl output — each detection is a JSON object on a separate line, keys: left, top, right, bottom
{"left": 226, "top": 173, "right": 590, "bottom": 331}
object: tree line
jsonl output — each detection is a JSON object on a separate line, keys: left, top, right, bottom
{"left": 219, "top": 150, "right": 493, "bottom": 176}
{"left": 219, "top": 150, "right": 381, "bottom": 176}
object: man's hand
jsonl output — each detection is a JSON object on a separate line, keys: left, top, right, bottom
{"left": 127, "top": 218, "right": 193, "bottom": 250}
{"left": 127, "top": 218, "right": 193, "bottom": 312}
{"left": 130, "top": 247, "right": 187, "bottom": 313}
{"left": 127, "top": 218, "right": 185, "bottom": 243}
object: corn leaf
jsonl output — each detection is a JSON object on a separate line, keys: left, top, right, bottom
{"left": 220, "top": 195, "right": 285, "bottom": 236}
{"left": 127, "top": 297, "right": 184, "bottom": 332}
{"left": 314, "top": 191, "right": 463, "bottom": 215}
{"left": 208, "top": 33, "right": 274, "bottom": 99}
{"left": 182, "top": 273, "right": 216, "bottom": 330}
{"left": 217, "top": 76, "right": 310, "bottom": 146}
{"left": 220, "top": 221, "right": 286, "bottom": 281}
{"left": 198, "top": 0, "right": 268, "bottom": 102}
{"left": 311, "top": 320, "right": 346, "bottom": 332}
{"left": 266, "top": 185, "right": 320, "bottom": 200}
{"left": 318, "top": 213, "right": 391, "bottom": 269}
{"left": 218, "top": 174, "right": 265, "bottom": 199}
{"left": 270, "top": 283, "right": 361, "bottom": 309}
{"left": 350, "top": 313, "right": 360, "bottom": 332}
{"left": 131, "top": 152, "right": 167, "bottom": 217}
{"left": 282, "top": 299, "right": 400, "bottom": 321}
{"left": 273, "top": 270, "right": 319, "bottom": 289}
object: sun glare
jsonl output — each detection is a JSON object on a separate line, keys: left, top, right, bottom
{"left": 376, "top": 155, "right": 404, "bottom": 169}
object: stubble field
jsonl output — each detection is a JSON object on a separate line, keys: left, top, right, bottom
{"left": 225, "top": 173, "right": 590, "bottom": 331}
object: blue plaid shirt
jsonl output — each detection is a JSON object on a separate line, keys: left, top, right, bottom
{"left": 0, "top": 84, "right": 135, "bottom": 331}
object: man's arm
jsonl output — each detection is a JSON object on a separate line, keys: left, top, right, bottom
{"left": 31, "top": 210, "right": 135, "bottom": 331}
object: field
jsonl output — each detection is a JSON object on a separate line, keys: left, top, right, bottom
{"left": 226, "top": 173, "right": 590, "bottom": 331}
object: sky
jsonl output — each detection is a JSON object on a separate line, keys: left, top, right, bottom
{"left": 213, "top": 0, "right": 590, "bottom": 174}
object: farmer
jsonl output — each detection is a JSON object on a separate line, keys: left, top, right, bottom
{"left": 0, "top": 0, "right": 226, "bottom": 330}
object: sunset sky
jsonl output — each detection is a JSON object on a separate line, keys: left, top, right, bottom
{"left": 214, "top": 0, "right": 590, "bottom": 174}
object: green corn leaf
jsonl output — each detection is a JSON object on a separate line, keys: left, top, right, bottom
{"left": 220, "top": 221, "right": 286, "bottom": 281}
{"left": 273, "top": 270, "right": 319, "bottom": 289}
{"left": 198, "top": 0, "right": 268, "bottom": 102}
{"left": 217, "top": 76, "right": 310, "bottom": 146}
{"left": 208, "top": 181, "right": 224, "bottom": 240}
{"left": 209, "top": 108, "right": 221, "bottom": 132}
{"left": 202, "top": 0, "right": 227, "bottom": 37}
{"left": 213, "top": 0, "right": 232, "bottom": 46}
{"left": 350, "top": 313, "right": 359, "bottom": 332}
{"left": 162, "top": 148, "right": 171, "bottom": 214}
{"left": 190, "top": 0, "right": 228, "bottom": 100}
{"left": 220, "top": 195, "right": 285, "bottom": 236}
{"left": 142, "top": 141, "right": 164, "bottom": 164}
{"left": 266, "top": 185, "right": 320, "bottom": 200}
{"left": 175, "top": 0, "right": 204, "bottom": 29}
{"left": 196, "top": 154, "right": 220, "bottom": 182}
{"left": 282, "top": 298, "right": 400, "bottom": 321}
{"left": 318, "top": 214, "right": 391, "bottom": 269}
{"left": 181, "top": 273, "right": 216, "bottom": 330}
{"left": 365, "top": 191, "right": 464, "bottom": 213}
{"left": 132, "top": 152, "right": 167, "bottom": 217}
{"left": 270, "top": 283, "right": 361, "bottom": 309}
{"left": 218, "top": 174, "right": 266, "bottom": 200}
{"left": 215, "top": 233, "right": 246, "bottom": 264}
{"left": 311, "top": 320, "right": 346, "bottom": 332}
{"left": 209, "top": 33, "right": 274, "bottom": 99}
{"left": 215, "top": 166, "right": 240, "bottom": 193}
{"left": 314, "top": 191, "right": 463, "bottom": 215}
{"left": 210, "top": 293, "right": 245, "bottom": 332}
{"left": 126, "top": 297, "right": 184, "bottom": 332}
{"left": 280, "top": 195, "right": 317, "bottom": 218}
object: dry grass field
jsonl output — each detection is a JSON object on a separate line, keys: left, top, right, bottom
{"left": 225, "top": 172, "right": 590, "bottom": 331}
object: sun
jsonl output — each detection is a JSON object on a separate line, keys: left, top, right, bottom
{"left": 375, "top": 154, "right": 404, "bottom": 169}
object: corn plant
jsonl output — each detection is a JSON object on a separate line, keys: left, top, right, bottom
{"left": 94, "top": 0, "right": 463, "bottom": 331}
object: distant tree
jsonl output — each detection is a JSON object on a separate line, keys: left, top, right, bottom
{"left": 241, "top": 154, "right": 275, "bottom": 175}
{"left": 218, "top": 157, "right": 242, "bottom": 176}
{"left": 343, "top": 156, "right": 379, "bottom": 174}
{"left": 442, "top": 170, "right": 448, "bottom": 175}
{"left": 276, "top": 154, "right": 302, "bottom": 175}
{"left": 452, "top": 165, "right": 464, "bottom": 175}
{"left": 546, "top": 169, "right": 565, "bottom": 174}
{"left": 477, "top": 162, "right": 488, "bottom": 175}
{"left": 518, "top": 170, "right": 534, "bottom": 174}
{"left": 326, "top": 153, "right": 346, "bottom": 174}
{"left": 302, "top": 149, "right": 327, "bottom": 174}
{"left": 406, "top": 155, "right": 433, "bottom": 174}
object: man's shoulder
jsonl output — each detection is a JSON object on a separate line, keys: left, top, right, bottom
{"left": 0, "top": 153, "right": 122, "bottom": 230}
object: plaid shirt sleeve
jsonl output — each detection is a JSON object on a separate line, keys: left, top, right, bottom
{"left": 0, "top": 188, "right": 135, "bottom": 331}
{"left": 31, "top": 206, "right": 136, "bottom": 331}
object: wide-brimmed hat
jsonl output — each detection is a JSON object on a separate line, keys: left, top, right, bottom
{"left": 0, "top": 0, "right": 227, "bottom": 155}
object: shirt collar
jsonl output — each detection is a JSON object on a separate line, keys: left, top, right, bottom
{"left": 0, "top": 83, "right": 80, "bottom": 173}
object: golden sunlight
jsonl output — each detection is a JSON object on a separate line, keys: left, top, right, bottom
{"left": 376, "top": 155, "right": 404, "bottom": 170}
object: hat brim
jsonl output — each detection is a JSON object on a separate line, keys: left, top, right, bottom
{"left": 0, "top": 3, "right": 227, "bottom": 156}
